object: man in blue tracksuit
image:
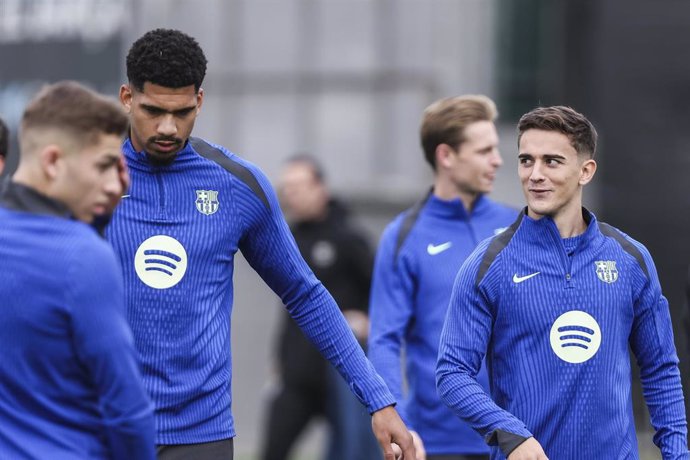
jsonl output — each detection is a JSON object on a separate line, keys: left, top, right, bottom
{"left": 437, "top": 106, "right": 689, "bottom": 459}
{"left": 368, "top": 95, "right": 517, "bottom": 459}
{"left": 107, "top": 28, "right": 414, "bottom": 459}
{"left": 0, "top": 81, "right": 155, "bottom": 459}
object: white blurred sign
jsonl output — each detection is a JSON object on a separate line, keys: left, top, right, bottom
{"left": 0, "top": 0, "right": 129, "bottom": 43}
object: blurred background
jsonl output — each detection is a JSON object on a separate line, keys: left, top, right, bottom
{"left": 2, "top": 1, "right": 690, "bottom": 458}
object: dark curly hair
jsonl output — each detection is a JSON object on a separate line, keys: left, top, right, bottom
{"left": 126, "top": 28, "right": 208, "bottom": 92}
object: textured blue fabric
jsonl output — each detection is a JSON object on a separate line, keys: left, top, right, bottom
{"left": 437, "top": 209, "right": 689, "bottom": 460}
{"left": 0, "top": 199, "right": 155, "bottom": 459}
{"left": 369, "top": 193, "right": 517, "bottom": 455}
{"left": 107, "top": 138, "right": 395, "bottom": 444}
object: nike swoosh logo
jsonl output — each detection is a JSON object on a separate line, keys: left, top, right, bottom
{"left": 121, "top": 195, "right": 131, "bottom": 199}
{"left": 427, "top": 242, "right": 452, "bottom": 255}
{"left": 513, "top": 272, "right": 540, "bottom": 283}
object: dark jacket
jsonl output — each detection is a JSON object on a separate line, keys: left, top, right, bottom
{"left": 277, "top": 199, "right": 373, "bottom": 390}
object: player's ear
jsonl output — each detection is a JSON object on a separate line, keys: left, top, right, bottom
{"left": 436, "top": 144, "right": 455, "bottom": 170}
{"left": 196, "top": 88, "right": 204, "bottom": 114}
{"left": 40, "top": 144, "right": 64, "bottom": 181}
{"left": 579, "top": 158, "right": 597, "bottom": 186}
{"left": 120, "top": 84, "right": 133, "bottom": 112}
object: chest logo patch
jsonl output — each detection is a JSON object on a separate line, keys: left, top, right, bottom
{"left": 134, "top": 235, "right": 188, "bottom": 289}
{"left": 595, "top": 260, "right": 618, "bottom": 284}
{"left": 195, "top": 190, "right": 219, "bottom": 215}
{"left": 427, "top": 241, "right": 452, "bottom": 255}
{"left": 549, "top": 310, "right": 601, "bottom": 364}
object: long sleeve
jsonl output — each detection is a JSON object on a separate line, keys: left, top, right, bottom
{"left": 69, "top": 240, "right": 155, "bottom": 460}
{"left": 238, "top": 168, "right": 395, "bottom": 413}
{"left": 436, "top": 243, "right": 532, "bottom": 454}
{"left": 368, "top": 221, "right": 415, "bottom": 425}
{"left": 628, "top": 244, "right": 689, "bottom": 459}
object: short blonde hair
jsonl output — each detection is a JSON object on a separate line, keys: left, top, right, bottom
{"left": 420, "top": 95, "right": 497, "bottom": 170}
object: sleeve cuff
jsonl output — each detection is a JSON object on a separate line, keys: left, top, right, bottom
{"left": 485, "top": 429, "right": 531, "bottom": 457}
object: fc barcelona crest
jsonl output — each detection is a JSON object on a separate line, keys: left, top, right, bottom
{"left": 595, "top": 260, "right": 618, "bottom": 283}
{"left": 195, "top": 190, "right": 219, "bottom": 215}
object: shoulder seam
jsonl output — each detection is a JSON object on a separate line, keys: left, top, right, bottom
{"left": 190, "top": 137, "right": 270, "bottom": 211}
{"left": 475, "top": 211, "right": 524, "bottom": 286}
{"left": 597, "top": 221, "right": 649, "bottom": 279}
{"left": 393, "top": 189, "right": 432, "bottom": 267}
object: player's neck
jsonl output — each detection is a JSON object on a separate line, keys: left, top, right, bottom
{"left": 433, "top": 179, "right": 480, "bottom": 213}
{"left": 548, "top": 203, "right": 587, "bottom": 238}
{"left": 12, "top": 164, "right": 49, "bottom": 197}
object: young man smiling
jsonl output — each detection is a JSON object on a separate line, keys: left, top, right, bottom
{"left": 437, "top": 106, "right": 688, "bottom": 459}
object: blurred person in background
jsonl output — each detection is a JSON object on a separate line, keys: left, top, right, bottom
{"left": 107, "top": 28, "right": 415, "bottom": 460}
{"left": 0, "top": 116, "right": 8, "bottom": 173}
{"left": 261, "top": 154, "right": 381, "bottom": 460}
{"left": 0, "top": 81, "right": 155, "bottom": 459}
{"left": 368, "top": 95, "right": 517, "bottom": 460}
{"left": 437, "top": 105, "right": 688, "bottom": 459}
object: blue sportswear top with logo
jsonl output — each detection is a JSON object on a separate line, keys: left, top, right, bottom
{"left": 368, "top": 192, "right": 517, "bottom": 455}
{"left": 437, "top": 208, "right": 689, "bottom": 460}
{"left": 0, "top": 181, "right": 155, "bottom": 459}
{"left": 107, "top": 138, "right": 395, "bottom": 444}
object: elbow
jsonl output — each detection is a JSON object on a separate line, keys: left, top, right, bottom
{"left": 435, "top": 357, "right": 460, "bottom": 404}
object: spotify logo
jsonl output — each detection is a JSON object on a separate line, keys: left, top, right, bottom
{"left": 134, "top": 235, "right": 188, "bottom": 289}
{"left": 549, "top": 310, "right": 601, "bottom": 364}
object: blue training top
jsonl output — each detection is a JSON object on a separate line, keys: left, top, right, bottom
{"left": 0, "top": 181, "right": 155, "bottom": 459}
{"left": 437, "top": 208, "right": 689, "bottom": 459}
{"left": 368, "top": 192, "right": 516, "bottom": 455}
{"left": 107, "top": 137, "right": 395, "bottom": 444}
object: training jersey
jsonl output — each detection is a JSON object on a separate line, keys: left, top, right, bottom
{"left": 0, "top": 181, "right": 155, "bottom": 459}
{"left": 368, "top": 192, "right": 516, "bottom": 455}
{"left": 437, "top": 208, "right": 689, "bottom": 460}
{"left": 107, "top": 138, "right": 395, "bottom": 444}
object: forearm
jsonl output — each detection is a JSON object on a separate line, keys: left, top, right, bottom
{"left": 640, "top": 356, "right": 688, "bottom": 457}
{"left": 291, "top": 284, "right": 395, "bottom": 412}
{"left": 436, "top": 359, "right": 532, "bottom": 450}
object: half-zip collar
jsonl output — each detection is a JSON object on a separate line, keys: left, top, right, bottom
{"left": 426, "top": 193, "right": 490, "bottom": 220}
{"left": 0, "top": 178, "right": 73, "bottom": 219}
{"left": 122, "top": 138, "right": 198, "bottom": 171}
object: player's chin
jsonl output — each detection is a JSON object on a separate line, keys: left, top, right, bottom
{"left": 527, "top": 201, "right": 554, "bottom": 216}
{"left": 146, "top": 149, "right": 178, "bottom": 165}
{"left": 74, "top": 210, "right": 96, "bottom": 224}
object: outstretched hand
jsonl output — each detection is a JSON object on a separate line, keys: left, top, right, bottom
{"left": 371, "top": 406, "right": 416, "bottom": 460}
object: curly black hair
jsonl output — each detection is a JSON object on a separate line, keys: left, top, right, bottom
{"left": 126, "top": 28, "right": 208, "bottom": 92}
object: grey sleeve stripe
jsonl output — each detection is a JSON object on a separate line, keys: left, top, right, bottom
{"left": 190, "top": 137, "right": 271, "bottom": 211}
{"left": 597, "top": 221, "right": 649, "bottom": 279}
{"left": 393, "top": 188, "right": 432, "bottom": 266}
{"left": 475, "top": 210, "right": 524, "bottom": 286}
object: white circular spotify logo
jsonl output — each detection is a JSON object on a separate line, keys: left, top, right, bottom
{"left": 549, "top": 310, "right": 601, "bottom": 363}
{"left": 134, "top": 235, "right": 188, "bottom": 289}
